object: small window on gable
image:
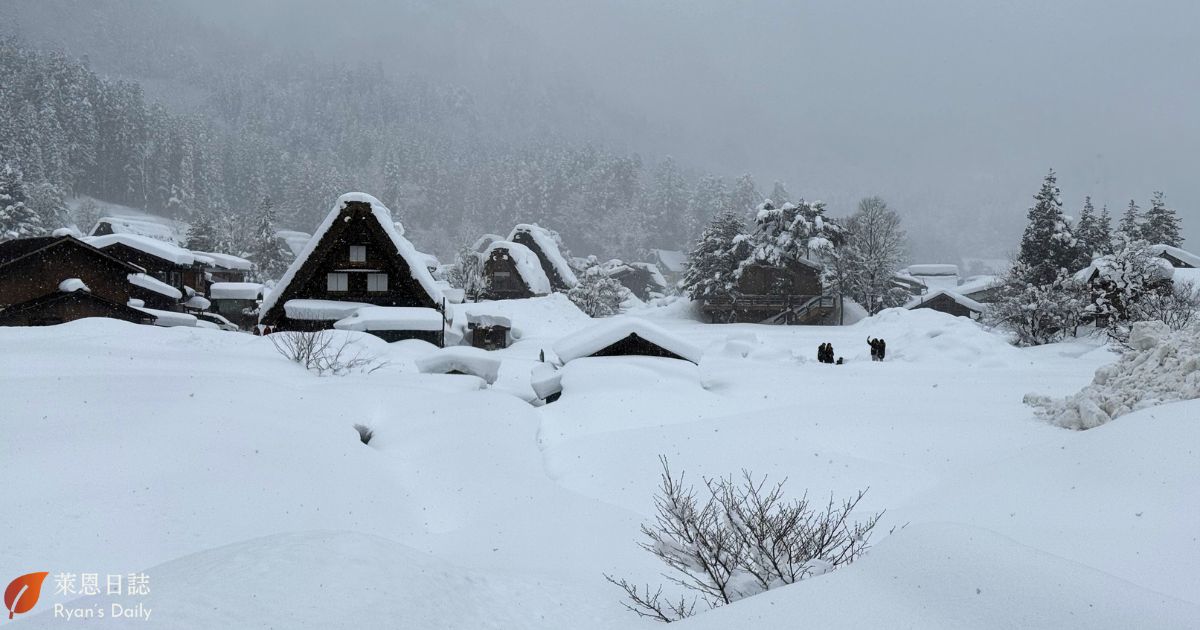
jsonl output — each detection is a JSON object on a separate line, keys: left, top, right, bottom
{"left": 367, "top": 273, "right": 388, "bottom": 292}
{"left": 327, "top": 272, "right": 348, "bottom": 292}
{"left": 349, "top": 245, "right": 367, "bottom": 262}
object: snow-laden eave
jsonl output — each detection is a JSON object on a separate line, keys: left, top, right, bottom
{"left": 1148, "top": 244, "right": 1200, "bottom": 268}
{"left": 128, "top": 273, "right": 183, "bottom": 300}
{"left": 552, "top": 317, "right": 705, "bottom": 364}
{"left": 260, "top": 193, "right": 445, "bottom": 319}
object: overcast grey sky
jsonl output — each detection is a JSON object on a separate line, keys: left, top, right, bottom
{"left": 180, "top": 0, "right": 1200, "bottom": 255}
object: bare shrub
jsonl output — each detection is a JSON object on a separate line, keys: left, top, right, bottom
{"left": 353, "top": 424, "right": 374, "bottom": 445}
{"left": 605, "top": 457, "right": 881, "bottom": 622}
{"left": 269, "top": 329, "right": 387, "bottom": 376}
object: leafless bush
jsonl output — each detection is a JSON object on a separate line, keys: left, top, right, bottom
{"left": 605, "top": 457, "right": 881, "bottom": 622}
{"left": 269, "top": 329, "right": 387, "bottom": 376}
{"left": 353, "top": 424, "right": 374, "bottom": 445}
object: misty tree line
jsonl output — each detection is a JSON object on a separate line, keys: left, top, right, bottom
{"left": 0, "top": 38, "right": 781, "bottom": 260}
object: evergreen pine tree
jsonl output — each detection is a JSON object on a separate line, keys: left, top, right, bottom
{"left": 1095, "top": 204, "right": 1114, "bottom": 255}
{"left": 0, "top": 161, "right": 44, "bottom": 241}
{"left": 769, "top": 181, "right": 791, "bottom": 205}
{"left": 1117, "top": 199, "right": 1141, "bottom": 244}
{"left": 1139, "top": 191, "right": 1184, "bottom": 246}
{"left": 682, "top": 211, "right": 751, "bottom": 304}
{"left": 1016, "top": 170, "right": 1086, "bottom": 286}
{"left": 246, "top": 195, "right": 293, "bottom": 281}
{"left": 184, "top": 210, "right": 220, "bottom": 252}
{"left": 1074, "top": 196, "right": 1099, "bottom": 258}
{"left": 727, "top": 174, "right": 760, "bottom": 219}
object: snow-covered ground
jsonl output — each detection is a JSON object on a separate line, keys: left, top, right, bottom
{"left": 2, "top": 300, "right": 1197, "bottom": 628}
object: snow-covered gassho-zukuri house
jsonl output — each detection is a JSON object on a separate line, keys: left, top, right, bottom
{"left": 907, "top": 289, "right": 986, "bottom": 320}
{"left": 507, "top": 224, "right": 578, "bottom": 291}
{"left": 553, "top": 318, "right": 704, "bottom": 365}
{"left": 258, "top": 193, "right": 446, "bottom": 343}
{"left": 483, "top": 241, "right": 552, "bottom": 300}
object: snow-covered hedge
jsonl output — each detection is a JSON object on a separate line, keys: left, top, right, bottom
{"left": 1026, "top": 321, "right": 1200, "bottom": 429}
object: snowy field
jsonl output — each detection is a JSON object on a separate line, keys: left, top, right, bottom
{"left": 2, "top": 299, "right": 1198, "bottom": 628}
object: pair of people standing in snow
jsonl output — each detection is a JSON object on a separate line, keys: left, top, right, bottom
{"left": 868, "top": 337, "right": 887, "bottom": 361}
{"left": 817, "top": 343, "right": 837, "bottom": 364}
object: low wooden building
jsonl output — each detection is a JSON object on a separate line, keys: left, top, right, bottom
{"left": 907, "top": 289, "right": 985, "bottom": 320}
{"left": 209, "top": 282, "right": 265, "bottom": 330}
{"left": 702, "top": 258, "right": 833, "bottom": 324}
{"left": 258, "top": 193, "right": 446, "bottom": 338}
{"left": 1148, "top": 244, "right": 1199, "bottom": 269}
{"left": 605, "top": 261, "right": 668, "bottom": 300}
{"left": 483, "top": 241, "right": 551, "bottom": 300}
{"left": 508, "top": 224, "right": 578, "bottom": 291}
{"left": 466, "top": 312, "right": 512, "bottom": 350}
{"left": 0, "top": 286, "right": 154, "bottom": 327}
{"left": 552, "top": 318, "right": 705, "bottom": 365}
{"left": 84, "top": 234, "right": 204, "bottom": 300}
{"left": 0, "top": 235, "right": 143, "bottom": 309}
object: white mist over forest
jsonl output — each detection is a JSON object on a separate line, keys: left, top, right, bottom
{"left": 3, "top": 0, "right": 1197, "bottom": 260}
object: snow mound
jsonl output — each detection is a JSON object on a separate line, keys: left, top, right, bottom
{"left": 553, "top": 317, "right": 705, "bottom": 364}
{"left": 415, "top": 346, "right": 501, "bottom": 383}
{"left": 57, "top": 278, "right": 89, "bottom": 293}
{"left": 1026, "top": 321, "right": 1200, "bottom": 429}
{"left": 333, "top": 306, "right": 444, "bottom": 332}
{"left": 855, "top": 308, "right": 1016, "bottom": 365}
{"left": 449, "top": 294, "right": 590, "bottom": 341}
{"left": 673, "top": 522, "right": 1200, "bottom": 630}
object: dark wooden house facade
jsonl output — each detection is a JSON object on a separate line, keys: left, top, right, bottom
{"left": 702, "top": 259, "right": 833, "bottom": 324}
{"left": 259, "top": 197, "right": 444, "bottom": 333}
{"left": 86, "top": 237, "right": 205, "bottom": 299}
{"left": 0, "top": 236, "right": 142, "bottom": 309}
{"left": 483, "top": 243, "right": 550, "bottom": 300}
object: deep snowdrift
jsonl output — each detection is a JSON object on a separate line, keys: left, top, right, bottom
{"left": 2, "top": 306, "right": 1196, "bottom": 628}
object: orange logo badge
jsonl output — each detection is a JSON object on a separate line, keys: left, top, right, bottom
{"left": 5, "top": 572, "right": 49, "bottom": 620}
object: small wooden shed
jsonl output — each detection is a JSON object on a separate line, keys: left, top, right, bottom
{"left": 907, "top": 289, "right": 985, "bottom": 320}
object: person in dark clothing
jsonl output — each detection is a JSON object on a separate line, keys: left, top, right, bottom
{"left": 817, "top": 343, "right": 825, "bottom": 363}
{"left": 878, "top": 339, "right": 886, "bottom": 360}
{"left": 867, "top": 337, "right": 878, "bottom": 361}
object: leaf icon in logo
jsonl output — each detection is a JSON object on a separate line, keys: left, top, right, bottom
{"left": 5, "top": 572, "right": 49, "bottom": 620}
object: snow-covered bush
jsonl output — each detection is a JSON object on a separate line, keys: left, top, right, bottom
{"left": 605, "top": 457, "right": 880, "bottom": 622}
{"left": 268, "top": 329, "right": 387, "bottom": 376}
{"left": 682, "top": 211, "right": 751, "bottom": 307}
{"left": 446, "top": 246, "right": 487, "bottom": 301}
{"left": 567, "top": 268, "right": 625, "bottom": 317}
{"left": 985, "top": 266, "right": 1087, "bottom": 346}
{"left": 1078, "top": 241, "right": 1193, "bottom": 344}
{"left": 1026, "top": 321, "right": 1200, "bottom": 429}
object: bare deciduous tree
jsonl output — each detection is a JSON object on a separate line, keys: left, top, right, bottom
{"left": 268, "top": 328, "right": 387, "bottom": 376}
{"left": 606, "top": 457, "right": 881, "bottom": 622}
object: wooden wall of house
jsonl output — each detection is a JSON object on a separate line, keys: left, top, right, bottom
{"left": 0, "top": 245, "right": 132, "bottom": 307}
{"left": 738, "top": 263, "right": 822, "bottom": 296}
{"left": 0, "top": 292, "right": 151, "bottom": 326}
{"left": 96, "top": 242, "right": 197, "bottom": 293}
{"left": 483, "top": 249, "right": 535, "bottom": 299}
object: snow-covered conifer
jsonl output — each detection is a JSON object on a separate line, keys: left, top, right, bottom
{"left": 1015, "top": 170, "right": 1086, "bottom": 286}
{"left": 246, "top": 195, "right": 293, "bottom": 281}
{"left": 1117, "top": 199, "right": 1141, "bottom": 244}
{"left": 1139, "top": 191, "right": 1184, "bottom": 247}
{"left": 0, "top": 161, "right": 44, "bottom": 241}
{"left": 682, "top": 211, "right": 751, "bottom": 304}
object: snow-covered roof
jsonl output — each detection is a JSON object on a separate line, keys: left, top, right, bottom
{"left": 508, "top": 224, "right": 578, "bottom": 288}
{"left": 185, "top": 295, "right": 212, "bottom": 310}
{"left": 1148, "top": 244, "right": 1200, "bottom": 268}
{"left": 472, "top": 234, "right": 504, "bottom": 253}
{"left": 415, "top": 346, "right": 501, "bottom": 384}
{"left": 486, "top": 241, "right": 552, "bottom": 295}
{"left": 136, "top": 306, "right": 198, "bottom": 327}
{"left": 194, "top": 251, "right": 253, "bottom": 271}
{"left": 275, "top": 230, "right": 312, "bottom": 256}
{"left": 210, "top": 282, "right": 265, "bottom": 301}
{"left": 284, "top": 299, "right": 373, "bottom": 321}
{"left": 650, "top": 248, "right": 688, "bottom": 273}
{"left": 332, "top": 306, "right": 444, "bottom": 332}
{"left": 630, "top": 262, "right": 668, "bottom": 289}
{"left": 957, "top": 275, "right": 1002, "bottom": 296}
{"left": 261, "top": 193, "right": 445, "bottom": 317}
{"left": 906, "top": 264, "right": 960, "bottom": 277}
{"left": 553, "top": 317, "right": 705, "bottom": 364}
{"left": 92, "top": 216, "right": 179, "bottom": 243}
{"left": 127, "top": 273, "right": 183, "bottom": 300}
{"left": 1074, "top": 255, "right": 1174, "bottom": 283}
{"left": 58, "top": 278, "right": 89, "bottom": 293}
{"left": 530, "top": 362, "right": 562, "bottom": 399}
{"left": 415, "top": 251, "right": 440, "bottom": 270}
{"left": 85, "top": 234, "right": 197, "bottom": 266}
{"left": 466, "top": 312, "right": 513, "bottom": 328}
{"left": 907, "top": 289, "right": 986, "bottom": 313}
